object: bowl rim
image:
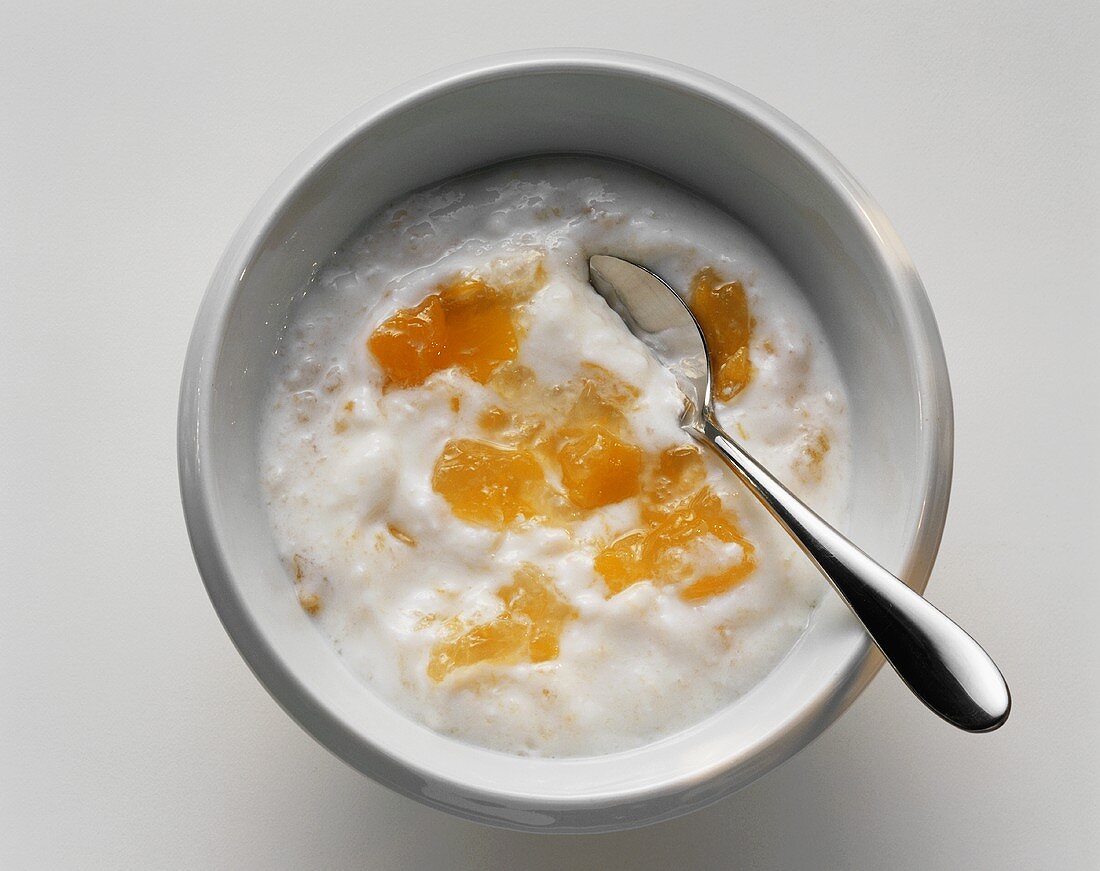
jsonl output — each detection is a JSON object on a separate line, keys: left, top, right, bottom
{"left": 178, "top": 48, "right": 953, "bottom": 830}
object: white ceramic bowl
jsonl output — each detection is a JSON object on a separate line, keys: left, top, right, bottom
{"left": 178, "top": 50, "right": 952, "bottom": 833}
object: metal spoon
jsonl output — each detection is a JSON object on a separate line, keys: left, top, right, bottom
{"left": 588, "top": 255, "right": 1010, "bottom": 732}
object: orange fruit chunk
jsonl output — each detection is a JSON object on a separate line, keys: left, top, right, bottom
{"left": 368, "top": 277, "right": 518, "bottom": 388}
{"left": 431, "top": 438, "right": 552, "bottom": 528}
{"left": 594, "top": 445, "right": 756, "bottom": 601}
{"left": 558, "top": 427, "right": 643, "bottom": 509}
{"left": 427, "top": 565, "right": 577, "bottom": 681}
{"left": 688, "top": 268, "right": 754, "bottom": 401}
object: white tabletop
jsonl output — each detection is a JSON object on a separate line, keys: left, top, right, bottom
{"left": 2, "top": 2, "right": 1097, "bottom": 868}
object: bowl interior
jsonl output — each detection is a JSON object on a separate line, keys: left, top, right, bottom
{"left": 183, "top": 55, "right": 950, "bottom": 831}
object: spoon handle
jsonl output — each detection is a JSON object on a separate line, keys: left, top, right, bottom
{"left": 695, "top": 412, "right": 1010, "bottom": 732}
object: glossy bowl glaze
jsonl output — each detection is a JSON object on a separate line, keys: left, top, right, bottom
{"left": 178, "top": 50, "right": 952, "bottom": 832}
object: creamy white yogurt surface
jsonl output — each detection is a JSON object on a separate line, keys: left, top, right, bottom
{"left": 261, "top": 157, "right": 850, "bottom": 756}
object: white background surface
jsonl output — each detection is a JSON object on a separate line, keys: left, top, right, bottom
{"left": 2, "top": 1, "right": 1097, "bottom": 867}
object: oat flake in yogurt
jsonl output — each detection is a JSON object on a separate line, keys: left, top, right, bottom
{"left": 261, "top": 157, "right": 850, "bottom": 757}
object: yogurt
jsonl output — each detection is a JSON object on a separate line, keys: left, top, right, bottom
{"left": 260, "top": 157, "right": 850, "bottom": 756}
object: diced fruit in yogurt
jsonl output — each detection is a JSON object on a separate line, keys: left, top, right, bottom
{"left": 557, "top": 427, "right": 643, "bottom": 509}
{"left": 477, "top": 363, "right": 639, "bottom": 465}
{"left": 427, "top": 318, "right": 758, "bottom": 599}
{"left": 562, "top": 373, "right": 637, "bottom": 434}
{"left": 431, "top": 438, "right": 553, "bottom": 527}
{"left": 644, "top": 444, "right": 709, "bottom": 515}
{"left": 688, "top": 268, "right": 754, "bottom": 401}
{"left": 427, "top": 565, "right": 577, "bottom": 681}
{"left": 368, "top": 277, "right": 518, "bottom": 388}
{"left": 595, "top": 445, "right": 756, "bottom": 601}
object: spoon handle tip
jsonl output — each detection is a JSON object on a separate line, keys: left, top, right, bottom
{"left": 697, "top": 412, "right": 1010, "bottom": 733}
